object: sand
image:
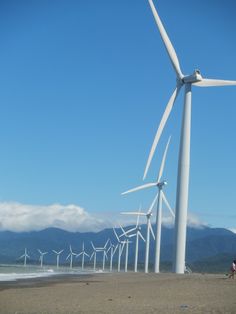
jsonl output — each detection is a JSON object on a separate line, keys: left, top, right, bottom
{"left": 0, "top": 272, "right": 235, "bottom": 314}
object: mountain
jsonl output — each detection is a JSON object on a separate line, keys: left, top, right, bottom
{"left": 0, "top": 225, "right": 235, "bottom": 272}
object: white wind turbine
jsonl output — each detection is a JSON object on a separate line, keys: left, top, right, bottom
{"left": 66, "top": 245, "right": 77, "bottom": 269}
{"left": 113, "top": 228, "right": 125, "bottom": 272}
{"left": 19, "top": 248, "right": 30, "bottom": 267}
{"left": 77, "top": 242, "right": 89, "bottom": 271}
{"left": 106, "top": 241, "right": 118, "bottom": 272}
{"left": 90, "top": 240, "right": 109, "bottom": 272}
{"left": 144, "top": 0, "right": 236, "bottom": 274}
{"left": 38, "top": 249, "right": 48, "bottom": 268}
{"left": 121, "top": 205, "right": 155, "bottom": 274}
{"left": 119, "top": 224, "right": 133, "bottom": 273}
{"left": 122, "top": 136, "right": 174, "bottom": 273}
{"left": 120, "top": 209, "right": 146, "bottom": 273}
{"left": 52, "top": 249, "right": 64, "bottom": 269}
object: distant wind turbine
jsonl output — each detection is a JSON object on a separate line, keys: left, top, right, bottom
{"left": 121, "top": 203, "right": 155, "bottom": 274}
{"left": 76, "top": 242, "right": 89, "bottom": 271}
{"left": 106, "top": 241, "right": 118, "bottom": 272}
{"left": 52, "top": 249, "right": 64, "bottom": 269}
{"left": 120, "top": 208, "right": 146, "bottom": 273}
{"left": 122, "top": 136, "right": 173, "bottom": 273}
{"left": 38, "top": 249, "right": 48, "bottom": 268}
{"left": 144, "top": 0, "right": 236, "bottom": 274}
{"left": 19, "top": 248, "right": 30, "bottom": 267}
{"left": 119, "top": 224, "right": 133, "bottom": 273}
{"left": 66, "top": 245, "right": 77, "bottom": 269}
{"left": 113, "top": 228, "right": 125, "bottom": 272}
{"left": 90, "top": 240, "right": 109, "bottom": 271}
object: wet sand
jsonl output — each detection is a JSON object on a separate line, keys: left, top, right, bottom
{"left": 0, "top": 272, "right": 235, "bottom": 313}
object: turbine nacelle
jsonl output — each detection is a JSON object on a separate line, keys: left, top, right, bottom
{"left": 157, "top": 180, "right": 167, "bottom": 188}
{"left": 182, "top": 69, "right": 202, "bottom": 84}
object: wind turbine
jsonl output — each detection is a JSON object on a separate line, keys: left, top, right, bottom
{"left": 106, "top": 241, "right": 118, "bottom": 272}
{"left": 76, "top": 242, "right": 90, "bottom": 271}
{"left": 19, "top": 248, "right": 30, "bottom": 267}
{"left": 113, "top": 228, "right": 125, "bottom": 272}
{"left": 66, "top": 245, "right": 77, "bottom": 269}
{"left": 38, "top": 249, "right": 48, "bottom": 268}
{"left": 90, "top": 240, "right": 109, "bottom": 271}
{"left": 119, "top": 224, "right": 133, "bottom": 273}
{"left": 52, "top": 249, "right": 64, "bottom": 269}
{"left": 143, "top": 0, "right": 236, "bottom": 274}
{"left": 121, "top": 205, "right": 156, "bottom": 274}
{"left": 120, "top": 209, "right": 146, "bottom": 273}
{"left": 122, "top": 136, "right": 173, "bottom": 273}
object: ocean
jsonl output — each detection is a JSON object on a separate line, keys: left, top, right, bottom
{"left": 0, "top": 264, "right": 94, "bottom": 282}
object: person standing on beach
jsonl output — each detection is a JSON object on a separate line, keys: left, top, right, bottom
{"left": 228, "top": 260, "right": 236, "bottom": 279}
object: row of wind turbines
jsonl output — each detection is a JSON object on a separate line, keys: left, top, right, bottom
{"left": 18, "top": 169, "right": 175, "bottom": 275}
{"left": 120, "top": 0, "right": 236, "bottom": 274}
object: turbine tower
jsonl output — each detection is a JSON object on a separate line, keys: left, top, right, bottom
{"left": 143, "top": 0, "right": 236, "bottom": 273}
{"left": 38, "top": 249, "right": 48, "bottom": 268}
{"left": 66, "top": 245, "right": 77, "bottom": 269}
{"left": 77, "top": 242, "right": 90, "bottom": 271}
{"left": 19, "top": 248, "right": 30, "bottom": 267}
{"left": 122, "top": 136, "right": 173, "bottom": 273}
{"left": 52, "top": 249, "right": 64, "bottom": 269}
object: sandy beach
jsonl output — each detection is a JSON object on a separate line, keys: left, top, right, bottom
{"left": 0, "top": 272, "right": 235, "bottom": 314}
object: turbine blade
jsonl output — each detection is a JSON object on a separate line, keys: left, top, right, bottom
{"left": 122, "top": 183, "right": 157, "bottom": 195}
{"left": 52, "top": 250, "right": 58, "bottom": 254}
{"left": 121, "top": 212, "right": 146, "bottom": 216}
{"left": 59, "top": 250, "right": 64, "bottom": 254}
{"left": 77, "top": 252, "right": 83, "bottom": 257}
{"left": 147, "top": 191, "right": 159, "bottom": 214}
{"left": 84, "top": 253, "right": 90, "bottom": 258}
{"left": 104, "top": 251, "right": 108, "bottom": 260}
{"left": 149, "top": 221, "right": 155, "bottom": 240}
{"left": 162, "top": 191, "right": 175, "bottom": 218}
{"left": 138, "top": 231, "right": 146, "bottom": 242}
{"left": 90, "top": 241, "right": 95, "bottom": 250}
{"left": 113, "top": 228, "right": 120, "bottom": 242}
{"left": 148, "top": 0, "right": 183, "bottom": 78}
{"left": 193, "top": 78, "right": 236, "bottom": 87}
{"left": 38, "top": 249, "right": 42, "bottom": 254}
{"left": 157, "top": 135, "right": 171, "bottom": 182}
{"left": 112, "top": 244, "right": 118, "bottom": 256}
{"left": 66, "top": 254, "right": 70, "bottom": 260}
{"left": 143, "top": 86, "right": 180, "bottom": 180}
{"left": 104, "top": 239, "right": 109, "bottom": 249}
{"left": 90, "top": 252, "right": 94, "bottom": 260}
{"left": 119, "top": 224, "right": 127, "bottom": 236}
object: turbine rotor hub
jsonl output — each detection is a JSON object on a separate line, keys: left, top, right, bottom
{"left": 182, "top": 69, "right": 202, "bottom": 84}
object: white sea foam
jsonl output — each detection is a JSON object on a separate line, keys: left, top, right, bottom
{"left": 0, "top": 265, "right": 92, "bottom": 282}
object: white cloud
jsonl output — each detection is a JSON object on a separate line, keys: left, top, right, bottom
{"left": 0, "top": 202, "right": 207, "bottom": 233}
{"left": 0, "top": 202, "right": 111, "bottom": 233}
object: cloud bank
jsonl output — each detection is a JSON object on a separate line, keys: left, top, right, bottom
{"left": 0, "top": 201, "right": 207, "bottom": 233}
{"left": 0, "top": 202, "right": 111, "bottom": 233}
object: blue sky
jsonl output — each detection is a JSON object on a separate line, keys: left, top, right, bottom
{"left": 0, "top": 0, "right": 235, "bottom": 232}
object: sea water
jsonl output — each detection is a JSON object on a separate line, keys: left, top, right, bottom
{"left": 0, "top": 264, "right": 94, "bottom": 282}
